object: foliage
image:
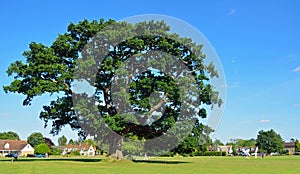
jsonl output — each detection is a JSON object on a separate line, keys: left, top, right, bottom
{"left": 122, "top": 136, "right": 145, "bottom": 156}
{"left": 58, "top": 135, "right": 67, "bottom": 146}
{"left": 228, "top": 138, "right": 256, "bottom": 148}
{"left": 295, "top": 139, "right": 300, "bottom": 152}
{"left": 34, "top": 143, "right": 50, "bottom": 155}
{"left": 3, "top": 19, "right": 115, "bottom": 137}
{"left": 172, "top": 121, "right": 214, "bottom": 156}
{"left": 0, "top": 131, "right": 20, "bottom": 140}
{"left": 202, "top": 151, "right": 226, "bottom": 156}
{"left": 3, "top": 18, "right": 222, "bottom": 155}
{"left": 256, "top": 129, "right": 284, "bottom": 154}
{"left": 27, "top": 132, "right": 45, "bottom": 147}
{"left": 51, "top": 147, "right": 63, "bottom": 155}
{"left": 44, "top": 137, "right": 55, "bottom": 148}
{"left": 68, "top": 139, "right": 74, "bottom": 145}
{"left": 85, "top": 139, "right": 96, "bottom": 147}
{"left": 70, "top": 150, "right": 81, "bottom": 156}
{"left": 214, "top": 139, "right": 224, "bottom": 146}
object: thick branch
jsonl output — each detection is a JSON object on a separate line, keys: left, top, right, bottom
{"left": 139, "top": 92, "right": 168, "bottom": 124}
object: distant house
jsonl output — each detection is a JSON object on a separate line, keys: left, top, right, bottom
{"left": 0, "top": 140, "right": 34, "bottom": 157}
{"left": 284, "top": 142, "right": 296, "bottom": 154}
{"left": 217, "top": 145, "right": 233, "bottom": 154}
{"left": 62, "top": 143, "right": 96, "bottom": 156}
{"left": 209, "top": 145, "right": 233, "bottom": 154}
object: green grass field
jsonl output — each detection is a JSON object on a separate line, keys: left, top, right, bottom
{"left": 0, "top": 156, "right": 300, "bottom": 174}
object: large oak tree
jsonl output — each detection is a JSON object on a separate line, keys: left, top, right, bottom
{"left": 4, "top": 18, "right": 222, "bottom": 156}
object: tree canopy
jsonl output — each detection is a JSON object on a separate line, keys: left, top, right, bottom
{"left": 3, "top": 18, "right": 223, "bottom": 155}
{"left": 58, "top": 135, "right": 67, "bottom": 146}
{"left": 256, "top": 129, "right": 284, "bottom": 154}
{"left": 0, "top": 131, "right": 20, "bottom": 140}
{"left": 172, "top": 120, "right": 214, "bottom": 156}
{"left": 27, "top": 132, "right": 45, "bottom": 147}
{"left": 228, "top": 138, "right": 257, "bottom": 148}
{"left": 295, "top": 139, "right": 300, "bottom": 152}
{"left": 34, "top": 143, "right": 50, "bottom": 155}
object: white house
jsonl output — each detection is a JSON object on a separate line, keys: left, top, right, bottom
{"left": 0, "top": 140, "right": 34, "bottom": 157}
{"left": 62, "top": 143, "right": 96, "bottom": 156}
{"left": 209, "top": 145, "right": 233, "bottom": 155}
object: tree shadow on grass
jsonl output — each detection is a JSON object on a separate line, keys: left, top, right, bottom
{"left": 132, "top": 159, "right": 189, "bottom": 164}
{"left": 6, "top": 158, "right": 102, "bottom": 162}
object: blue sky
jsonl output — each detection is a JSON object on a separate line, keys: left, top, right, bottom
{"left": 0, "top": 0, "right": 300, "bottom": 144}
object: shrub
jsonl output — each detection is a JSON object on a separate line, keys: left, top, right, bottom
{"left": 70, "top": 150, "right": 80, "bottom": 156}
{"left": 34, "top": 143, "right": 50, "bottom": 155}
{"left": 203, "top": 151, "right": 224, "bottom": 156}
{"left": 51, "top": 147, "right": 63, "bottom": 155}
{"left": 194, "top": 151, "right": 204, "bottom": 156}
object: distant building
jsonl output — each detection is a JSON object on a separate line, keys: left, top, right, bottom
{"left": 208, "top": 145, "right": 233, "bottom": 154}
{"left": 284, "top": 142, "right": 296, "bottom": 154}
{"left": 0, "top": 140, "right": 34, "bottom": 157}
{"left": 61, "top": 143, "right": 96, "bottom": 156}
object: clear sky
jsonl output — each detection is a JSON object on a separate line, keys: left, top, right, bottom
{"left": 0, "top": 0, "right": 299, "bottom": 144}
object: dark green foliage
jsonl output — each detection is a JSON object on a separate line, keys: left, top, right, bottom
{"left": 70, "top": 150, "right": 81, "bottom": 156}
{"left": 122, "top": 138, "right": 145, "bottom": 156}
{"left": 171, "top": 120, "right": 214, "bottom": 156}
{"left": 3, "top": 18, "right": 222, "bottom": 154}
{"left": 295, "top": 139, "right": 300, "bottom": 152}
{"left": 256, "top": 129, "right": 284, "bottom": 155}
{"left": 3, "top": 19, "right": 115, "bottom": 136}
{"left": 0, "top": 131, "right": 20, "bottom": 140}
{"left": 214, "top": 139, "right": 224, "bottom": 146}
{"left": 44, "top": 137, "right": 55, "bottom": 148}
{"left": 51, "top": 147, "right": 63, "bottom": 155}
{"left": 202, "top": 151, "right": 225, "bottom": 156}
{"left": 58, "top": 135, "right": 67, "bottom": 146}
{"left": 68, "top": 139, "right": 74, "bottom": 145}
{"left": 34, "top": 143, "right": 50, "bottom": 155}
{"left": 27, "top": 132, "right": 45, "bottom": 147}
{"left": 228, "top": 138, "right": 256, "bottom": 148}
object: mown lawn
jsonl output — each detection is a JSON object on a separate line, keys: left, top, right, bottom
{"left": 0, "top": 156, "right": 300, "bottom": 174}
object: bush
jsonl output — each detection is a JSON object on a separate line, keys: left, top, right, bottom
{"left": 51, "top": 147, "right": 63, "bottom": 155}
{"left": 34, "top": 143, "right": 50, "bottom": 155}
{"left": 160, "top": 152, "right": 174, "bottom": 157}
{"left": 203, "top": 151, "right": 224, "bottom": 156}
{"left": 280, "top": 150, "right": 289, "bottom": 155}
{"left": 70, "top": 150, "right": 80, "bottom": 156}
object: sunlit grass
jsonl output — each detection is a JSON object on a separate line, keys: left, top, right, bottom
{"left": 0, "top": 156, "right": 300, "bottom": 174}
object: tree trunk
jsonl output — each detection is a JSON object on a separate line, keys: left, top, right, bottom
{"left": 109, "top": 136, "right": 123, "bottom": 160}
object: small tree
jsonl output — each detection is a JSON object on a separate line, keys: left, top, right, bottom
{"left": 44, "top": 137, "right": 55, "bottom": 148}
{"left": 58, "top": 135, "right": 67, "bottom": 146}
{"left": 35, "top": 143, "right": 50, "bottom": 155}
{"left": 68, "top": 139, "right": 74, "bottom": 145}
{"left": 51, "top": 147, "right": 63, "bottom": 155}
{"left": 295, "top": 139, "right": 300, "bottom": 152}
{"left": 27, "top": 132, "right": 45, "bottom": 147}
{"left": 256, "top": 129, "right": 284, "bottom": 155}
{"left": 214, "top": 139, "right": 224, "bottom": 146}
